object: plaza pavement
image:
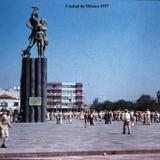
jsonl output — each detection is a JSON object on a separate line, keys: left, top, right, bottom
{"left": 0, "top": 119, "right": 160, "bottom": 159}
{"left": 1, "top": 154, "right": 160, "bottom": 160}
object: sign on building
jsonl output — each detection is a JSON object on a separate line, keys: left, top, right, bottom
{"left": 29, "top": 97, "right": 41, "bottom": 106}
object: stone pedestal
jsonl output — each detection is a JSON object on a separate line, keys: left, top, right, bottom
{"left": 20, "top": 58, "right": 47, "bottom": 122}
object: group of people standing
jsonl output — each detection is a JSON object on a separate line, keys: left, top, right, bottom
{"left": 46, "top": 109, "right": 160, "bottom": 134}
{"left": 48, "top": 111, "right": 74, "bottom": 124}
{"left": 84, "top": 111, "right": 94, "bottom": 127}
{"left": 1, "top": 108, "right": 160, "bottom": 149}
{"left": 60, "top": 109, "right": 158, "bottom": 135}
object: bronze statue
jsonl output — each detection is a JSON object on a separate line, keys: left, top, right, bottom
{"left": 22, "top": 7, "right": 48, "bottom": 58}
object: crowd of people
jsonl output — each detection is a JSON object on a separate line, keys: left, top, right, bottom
{"left": 0, "top": 108, "right": 160, "bottom": 148}
{"left": 45, "top": 109, "right": 160, "bottom": 134}
{"left": 47, "top": 109, "right": 160, "bottom": 135}
{"left": 46, "top": 109, "right": 160, "bottom": 125}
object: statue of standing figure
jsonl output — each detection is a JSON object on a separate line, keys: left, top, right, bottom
{"left": 22, "top": 7, "right": 48, "bottom": 58}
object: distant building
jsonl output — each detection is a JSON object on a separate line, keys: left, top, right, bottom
{"left": 47, "top": 82, "right": 84, "bottom": 111}
{"left": 0, "top": 83, "right": 84, "bottom": 112}
{"left": 0, "top": 86, "right": 20, "bottom": 99}
{"left": 0, "top": 93, "right": 20, "bottom": 111}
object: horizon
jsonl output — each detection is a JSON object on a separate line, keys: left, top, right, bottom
{"left": 0, "top": 85, "right": 157, "bottom": 104}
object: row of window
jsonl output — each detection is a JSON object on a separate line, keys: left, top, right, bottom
{"left": 47, "top": 89, "right": 83, "bottom": 94}
{"left": 48, "top": 84, "right": 83, "bottom": 89}
{"left": 0, "top": 102, "right": 19, "bottom": 107}
{"left": 47, "top": 96, "right": 83, "bottom": 100}
{"left": 47, "top": 102, "right": 83, "bottom": 106}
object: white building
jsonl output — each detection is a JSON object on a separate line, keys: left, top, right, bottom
{"left": 0, "top": 86, "right": 20, "bottom": 99}
{"left": 0, "top": 87, "right": 20, "bottom": 111}
{"left": 0, "top": 84, "right": 84, "bottom": 111}
{"left": 47, "top": 82, "right": 84, "bottom": 111}
{"left": 0, "top": 94, "right": 20, "bottom": 111}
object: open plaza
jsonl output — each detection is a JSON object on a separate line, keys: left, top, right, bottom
{"left": 0, "top": 118, "right": 160, "bottom": 159}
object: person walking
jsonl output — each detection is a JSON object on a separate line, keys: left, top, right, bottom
{"left": 88, "top": 110, "right": 94, "bottom": 126}
{"left": 104, "top": 111, "right": 109, "bottom": 124}
{"left": 55, "top": 111, "right": 61, "bottom": 124}
{"left": 84, "top": 111, "right": 88, "bottom": 128}
{"left": 104, "top": 111, "right": 112, "bottom": 124}
{"left": 68, "top": 111, "right": 73, "bottom": 124}
{"left": 0, "top": 111, "right": 12, "bottom": 148}
{"left": 122, "top": 109, "right": 131, "bottom": 134}
{"left": 146, "top": 109, "right": 151, "bottom": 125}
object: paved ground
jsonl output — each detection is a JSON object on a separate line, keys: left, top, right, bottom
{"left": 1, "top": 154, "right": 160, "bottom": 160}
{"left": 17, "top": 154, "right": 160, "bottom": 160}
{"left": 0, "top": 119, "right": 160, "bottom": 159}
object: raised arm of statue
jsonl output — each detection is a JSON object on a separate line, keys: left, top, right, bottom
{"left": 27, "top": 7, "right": 39, "bottom": 30}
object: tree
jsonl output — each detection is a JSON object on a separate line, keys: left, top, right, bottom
{"left": 91, "top": 98, "right": 99, "bottom": 109}
{"left": 136, "top": 95, "right": 156, "bottom": 111}
{"left": 89, "top": 94, "right": 159, "bottom": 112}
{"left": 113, "top": 99, "right": 133, "bottom": 110}
{"left": 103, "top": 100, "right": 113, "bottom": 111}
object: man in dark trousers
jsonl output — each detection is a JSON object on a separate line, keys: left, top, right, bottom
{"left": 89, "top": 110, "right": 94, "bottom": 126}
{"left": 104, "top": 111, "right": 112, "bottom": 124}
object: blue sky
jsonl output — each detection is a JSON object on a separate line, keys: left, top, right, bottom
{"left": 0, "top": 0, "right": 160, "bottom": 103}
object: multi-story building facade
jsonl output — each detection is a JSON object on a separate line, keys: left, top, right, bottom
{"left": 0, "top": 94, "right": 20, "bottom": 111}
{"left": 47, "top": 82, "right": 84, "bottom": 111}
{"left": 0, "top": 86, "right": 20, "bottom": 99}
{"left": 0, "top": 83, "right": 84, "bottom": 112}
{"left": 0, "top": 87, "right": 20, "bottom": 111}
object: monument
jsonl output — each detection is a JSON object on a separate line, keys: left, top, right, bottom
{"left": 20, "top": 7, "right": 48, "bottom": 122}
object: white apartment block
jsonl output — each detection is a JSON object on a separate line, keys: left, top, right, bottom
{"left": 47, "top": 82, "right": 84, "bottom": 111}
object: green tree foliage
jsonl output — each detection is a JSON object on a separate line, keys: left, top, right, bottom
{"left": 91, "top": 94, "right": 159, "bottom": 111}
{"left": 136, "top": 95, "right": 156, "bottom": 111}
{"left": 103, "top": 100, "right": 113, "bottom": 111}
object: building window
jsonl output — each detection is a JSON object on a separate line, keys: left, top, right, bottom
{"left": 1, "top": 102, "right": 8, "bottom": 107}
{"left": 14, "top": 102, "right": 19, "bottom": 106}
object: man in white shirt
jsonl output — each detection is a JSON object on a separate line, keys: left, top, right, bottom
{"left": 122, "top": 109, "right": 131, "bottom": 134}
{"left": 0, "top": 111, "right": 12, "bottom": 148}
{"left": 146, "top": 109, "right": 151, "bottom": 125}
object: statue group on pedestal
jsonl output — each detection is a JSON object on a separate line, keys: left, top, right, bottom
{"left": 22, "top": 7, "right": 48, "bottom": 58}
